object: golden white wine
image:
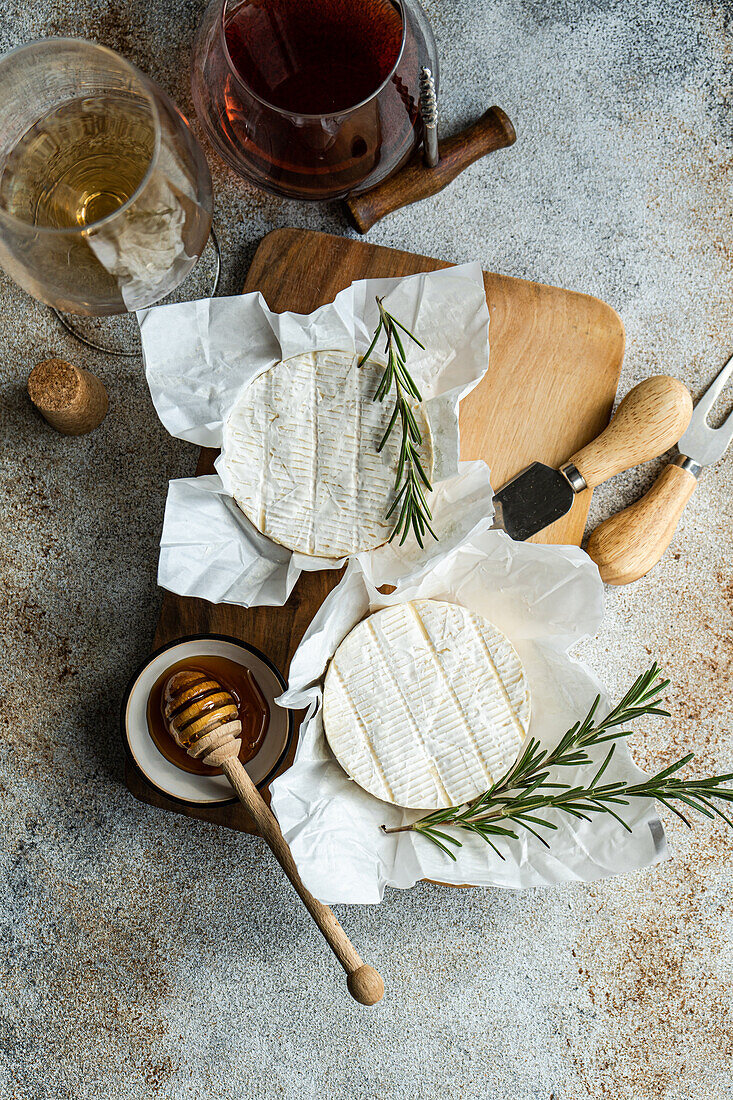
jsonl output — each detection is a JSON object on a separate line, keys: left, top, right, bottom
{"left": 0, "top": 94, "right": 155, "bottom": 229}
{"left": 0, "top": 39, "right": 212, "bottom": 314}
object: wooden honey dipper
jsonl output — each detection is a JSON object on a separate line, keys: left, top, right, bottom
{"left": 163, "top": 670, "right": 385, "bottom": 1006}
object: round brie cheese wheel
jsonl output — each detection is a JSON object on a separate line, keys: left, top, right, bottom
{"left": 223, "top": 350, "right": 433, "bottom": 558}
{"left": 323, "top": 599, "right": 531, "bottom": 810}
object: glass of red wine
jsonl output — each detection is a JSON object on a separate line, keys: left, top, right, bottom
{"left": 191, "top": 0, "right": 438, "bottom": 200}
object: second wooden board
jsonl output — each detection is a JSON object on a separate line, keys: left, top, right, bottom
{"left": 126, "top": 228, "right": 625, "bottom": 833}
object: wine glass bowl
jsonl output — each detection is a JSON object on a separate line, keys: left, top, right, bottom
{"left": 0, "top": 39, "right": 213, "bottom": 315}
{"left": 191, "top": 0, "right": 438, "bottom": 201}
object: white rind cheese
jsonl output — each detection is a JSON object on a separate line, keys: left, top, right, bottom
{"left": 323, "top": 599, "right": 531, "bottom": 810}
{"left": 223, "top": 350, "right": 433, "bottom": 558}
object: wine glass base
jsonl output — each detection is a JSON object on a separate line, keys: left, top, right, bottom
{"left": 49, "top": 225, "right": 222, "bottom": 357}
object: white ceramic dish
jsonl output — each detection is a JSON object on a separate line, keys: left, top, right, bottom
{"left": 122, "top": 635, "right": 293, "bottom": 805}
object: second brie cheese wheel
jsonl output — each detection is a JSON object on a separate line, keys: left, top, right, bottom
{"left": 323, "top": 599, "right": 531, "bottom": 810}
{"left": 223, "top": 350, "right": 433, "bottom": 558}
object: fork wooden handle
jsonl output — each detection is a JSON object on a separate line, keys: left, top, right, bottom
{"left": 586, "top": 462, "right": 698, "bottom": 584}
{"left": 221, "top": 756, "right": 384, "bottom": 1006}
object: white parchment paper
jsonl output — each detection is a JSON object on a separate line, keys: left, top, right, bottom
{"left": 138, "top": 264, "right": 493, "bottom": 607}
{"left": 269, "top": 530, "right": 669, "bottom": 904}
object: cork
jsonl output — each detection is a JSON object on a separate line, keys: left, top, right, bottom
{"left": 27, "top": 358, "right": 108, "bottom": 436}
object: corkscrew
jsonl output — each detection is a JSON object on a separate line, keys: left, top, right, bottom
{"left": 344, "top": 82, "right": 516, "bottom": 234}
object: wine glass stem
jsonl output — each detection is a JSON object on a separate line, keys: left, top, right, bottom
{"left": 49, "top": 226, "right": 222, "bottom": 357}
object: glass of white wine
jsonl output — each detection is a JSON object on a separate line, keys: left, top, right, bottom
{"left": 0, "top": 38, "right": 213, "bottom": 316}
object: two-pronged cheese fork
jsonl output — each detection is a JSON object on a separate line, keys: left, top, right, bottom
{"left": 587, "top": 353, "right": 733, "bottom": 584}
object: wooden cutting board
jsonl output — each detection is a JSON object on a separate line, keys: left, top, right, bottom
{"left": 125, "top": 227, "right": 625, "bottom": 833}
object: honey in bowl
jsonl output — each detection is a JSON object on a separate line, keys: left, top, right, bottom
{"left": 146, "top": 655, "right": 269, "bottom": 777}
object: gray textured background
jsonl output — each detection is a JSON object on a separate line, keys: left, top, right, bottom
{"left": 1, "top": 1, "right": 732, "bottom": 1097}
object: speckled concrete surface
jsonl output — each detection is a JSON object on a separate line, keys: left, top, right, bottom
{"left": 0, "top": 1, "right": 732, "bottom": 1097}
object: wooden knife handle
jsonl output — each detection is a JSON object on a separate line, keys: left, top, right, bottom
{"left": 568, "top": 375, "right": 692, "bottom": 490}
{"left": 344, "top": 106, "right": 516, "bottom": 234}
{"left": 221, "top": 756, "right": 384, "bottom": 1006}
{"left": 586, "top": 462, "right": 698, "bottom": 584}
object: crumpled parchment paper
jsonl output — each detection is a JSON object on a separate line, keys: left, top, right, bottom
{"left": 138, "top": 263, "right": 493, "bottom": 607}
{"left": 269, "top": 530, "right": 669, "bottom": 904}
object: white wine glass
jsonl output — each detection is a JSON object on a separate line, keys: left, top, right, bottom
{"left": 0, "top": 38, "right": 213, "bottom": 318}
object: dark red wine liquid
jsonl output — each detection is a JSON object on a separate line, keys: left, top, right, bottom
{"left": 224, "top": 0, "right": 403, "bottom": 115}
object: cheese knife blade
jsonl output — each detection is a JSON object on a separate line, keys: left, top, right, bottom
{"left": 492, "top": 461, "right": 581, "bottom": 541}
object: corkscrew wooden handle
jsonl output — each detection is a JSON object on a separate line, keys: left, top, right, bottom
{"left": 221, "top": 755, "right": 384, "bottom": 1006}
{"left": 344, "top": 106, "right": 516, "bottom": 234}
{"left": 586, "top": 462, "right": 698, "bottom": 585}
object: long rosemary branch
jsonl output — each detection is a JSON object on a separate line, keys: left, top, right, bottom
{"left": 359, "top": 298, "right": 437, "bottom": 548}
{"left": 382, "top": 663, "right": 733, "bottom": 860}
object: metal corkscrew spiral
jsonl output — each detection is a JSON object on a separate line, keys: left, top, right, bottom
{"left": 419, "top": 67, "right": 439, "bottom": 167}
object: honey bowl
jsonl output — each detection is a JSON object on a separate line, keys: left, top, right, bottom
{"left": 121, "top": 635, "right": 293, "bottom": 805}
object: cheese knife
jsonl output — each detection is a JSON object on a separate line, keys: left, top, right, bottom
{"left": 587, "top": 353, "right": 733, "bottom": 583}
{"left": 492, "top": 375, "right": 693, "bottom": 542}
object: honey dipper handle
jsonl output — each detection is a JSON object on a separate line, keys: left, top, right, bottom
{"left": 344, "top": 106, "right": 516, "bottom": 234}
{"left": 221, "top": 756, "right": 384, "bottom": 1006}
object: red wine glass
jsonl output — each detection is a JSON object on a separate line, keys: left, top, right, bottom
{"left": 191, "top": 0, "right": 438, "bottom": 201}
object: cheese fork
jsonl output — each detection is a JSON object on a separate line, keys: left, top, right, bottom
{"left": 587, "top": 353, "right": 733, "bottom": 584}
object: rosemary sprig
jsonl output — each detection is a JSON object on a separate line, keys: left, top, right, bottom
{"left": 382, "top": 663, "right": 733, "bottom": 860}
{"left": 359, "top": 298, "right": 437, "bottom": 548}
